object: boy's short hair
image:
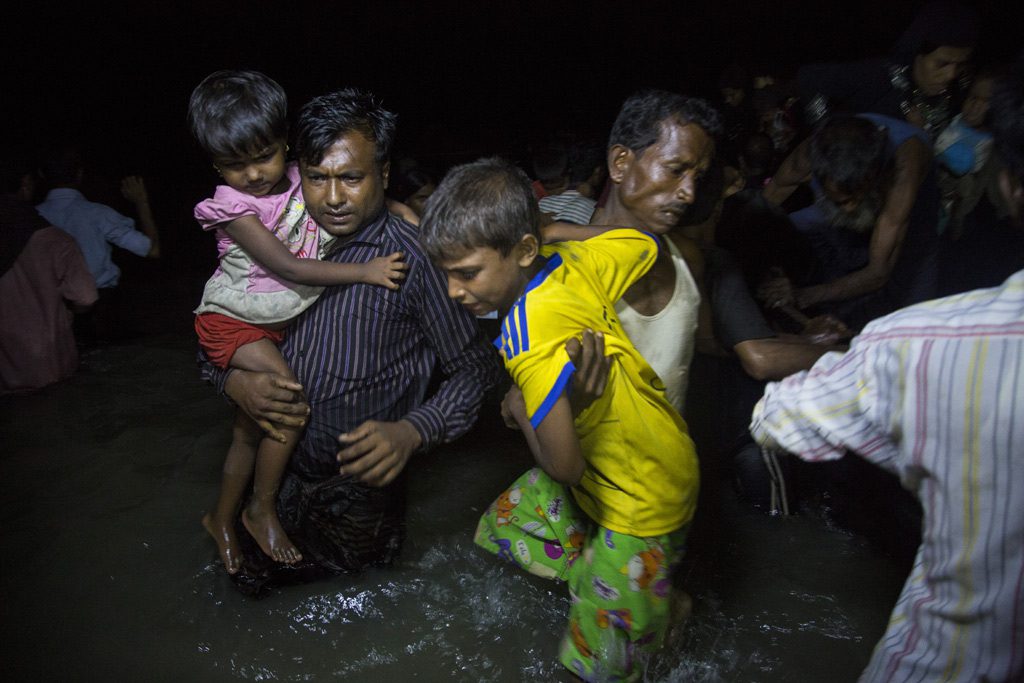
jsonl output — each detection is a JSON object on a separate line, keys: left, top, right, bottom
{"left": 420, "top": 157, "right": 540, "bottom": 262}
{"left": 810, "top": 116, "right": 888, "bottom": 194}
{"left": 608, "top": 90, "right": 723, "bottom": 155}
{"left": 187, "top": 70, "right": 288, "bottom": 159}
{"left": 295, "top": 88, "right": 396, "bottom": 167}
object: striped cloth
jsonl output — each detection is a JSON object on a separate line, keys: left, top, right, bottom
{"left": 537, "top": 190, "right": 597, "bottom": 225}
{"left": 751, "top": 269, "right": 1024, "bottom": 683}
{"left": 202, "top": 208, "right": 502, "bottom": 578}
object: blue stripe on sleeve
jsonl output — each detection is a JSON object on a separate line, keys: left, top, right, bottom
{"left": 529, "top": 360, "right": 577, "bottom": 430}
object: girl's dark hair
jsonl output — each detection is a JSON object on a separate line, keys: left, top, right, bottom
{"left": 188, "top": 70, "right": 288, "bottom": 159}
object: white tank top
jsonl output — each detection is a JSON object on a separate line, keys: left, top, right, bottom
{"left": 615, "top": 237, "right": 700, "bottom": 416}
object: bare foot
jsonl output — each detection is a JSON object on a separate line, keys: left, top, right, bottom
{"left": 670, "top": 589, "right": 693, "bottom": 625}
{"left": 241, "top": 501, "right": 302, "bottom": 564}
{"left": 202, "top": 513, "right": 242, "bottom": 574}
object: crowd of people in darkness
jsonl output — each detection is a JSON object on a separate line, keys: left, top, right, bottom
{"left": 2, "top": 1, "right": 1023, "bottom": 681}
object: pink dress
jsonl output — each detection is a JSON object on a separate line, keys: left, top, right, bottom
{"left": 193, "top": 163, "right": 333, "bottom": 324}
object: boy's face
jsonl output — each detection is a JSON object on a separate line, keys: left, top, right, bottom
{"left": 437, "top": 242, "right": 534, "bottom": 318}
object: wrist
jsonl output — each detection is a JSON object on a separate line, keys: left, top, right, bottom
{"left": 399, "top": 419, "right": 424, "bottom": 451}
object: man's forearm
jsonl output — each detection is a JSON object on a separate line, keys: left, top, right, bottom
{"left": 734, "top": 337, "right": 837, "bottom": 382}
{"left": 797, "top": 263, "right": 889, "bottom": 308}
{"left": 134, "top": 200, "right": 160, "bottom": 258}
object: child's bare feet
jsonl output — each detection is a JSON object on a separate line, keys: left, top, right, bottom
{"left": 241, "top": 500, "right": 302, "bottom": 564}
{"left": 202, "top": 512, "right": 242, "bottom": 574}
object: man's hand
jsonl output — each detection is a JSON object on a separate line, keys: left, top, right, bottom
{"left": 500, "top": 385, "right": 528, "bottom": 430}
{"left": 225, "top": 370, "right": 309, "bottom": 443}
{"left": 337, "top": 419, "right": 422, "bottom": 487}
{"left": 756, "top": 273, "right": 796, "bottom": 310}
{"left": 801, "top": 315, "right": 852, "bottom": 345}
{"left": 566, "top": 329, "right": 609, "bottom": 416}
{"left": 120, "top": 175, "right": 150, "bottom": 206}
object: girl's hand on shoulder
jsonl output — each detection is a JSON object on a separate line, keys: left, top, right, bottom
{"left": 364, "top": 251, "right": 408, "bottom": 290}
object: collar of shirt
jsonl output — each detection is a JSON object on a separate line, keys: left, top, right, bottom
{"left": 41, "top": 188, "right": 85, "bottom": 203}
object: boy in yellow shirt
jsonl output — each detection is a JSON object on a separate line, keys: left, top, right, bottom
{"left": 419, "top": 157, "right": 699, "bottom": 681}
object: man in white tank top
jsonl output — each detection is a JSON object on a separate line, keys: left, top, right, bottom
{"left": 586, "top": 90, "right": 721, "bottom": 416}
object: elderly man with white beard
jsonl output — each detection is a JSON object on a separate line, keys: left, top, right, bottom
{"left": 760, "top": 113, "right": 939, "bottom": 332}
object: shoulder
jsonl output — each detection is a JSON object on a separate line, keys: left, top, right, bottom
{"left": 380, "top": 213, "right": 430, "bottom": 264}
{"left": 667, "top": 232, "right": 704, "bottom": 270}
{"left": 194, "top": 184, "right": 263, "bottom": 225}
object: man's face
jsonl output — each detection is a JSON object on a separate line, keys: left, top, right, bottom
{"left": 613, "top": 120, "right": 714, "bottom": 234}
{"left": 437, "top": 244, "right": 530, "bottom": 318}
{"left": 913, "top": 46, "right": 972, "bottom": 97}
{"left": 407, "top": 182, "right": 436, "bottom": 217}
{"left": 300, "top": 131, "right": 389, "bottom": 238}
{"left": 819, "top": 178, "right": 883, "bottom": 233}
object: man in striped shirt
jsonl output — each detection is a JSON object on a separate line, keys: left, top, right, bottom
{"left": 205, "top": 89, "right": 501, "bottom": 589}
{"left": 750, "top": 64, "right": 1024, "bottom": 683}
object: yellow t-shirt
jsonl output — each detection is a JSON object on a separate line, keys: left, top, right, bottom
{"left": 496, "top": 229, "right": 699, "bottom": 536}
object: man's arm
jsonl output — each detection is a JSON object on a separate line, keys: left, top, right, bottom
{"left": 120, "top": 176, "right": 160, "bottom": 258}
{"left": 400, "top": 260, "right": 502, "bottom": 448}
{"left": 750, "top": 337, "right": 898, "bottom": 469}
{"left": 733, "top": 336, "right": 837, "bottom": 382}
{"left": 336, "top": 251, "right": 502, "bottom": 486}
{"left": 198, "top": 354, "right": 309, "bottom": 442}
{"left": 762, "top": 138, "right": 812, "bottom": 206}
{"left": 794, "top": 137, "right": 932, "bottom": 308}
{"left": 541, "top": 221, "right": 628, "bottom": 243}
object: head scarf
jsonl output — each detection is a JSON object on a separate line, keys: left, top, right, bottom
{"left": 892, "top": 0, "right": 979, "bottom": 66}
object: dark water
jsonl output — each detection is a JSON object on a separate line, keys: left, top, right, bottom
{"left": 0, "top": 330, "right": 908, "bottom": 682}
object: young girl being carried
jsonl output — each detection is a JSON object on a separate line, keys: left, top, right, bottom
{"left": 188, "top": 70, "right": 407, "bottom": 574}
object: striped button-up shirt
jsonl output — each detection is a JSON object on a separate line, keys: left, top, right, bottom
{"left": 207, "top": 208, "right": 502, "bottom": 480}
{"left": 751, "top": 270, "right": 1024, "bottom": 683}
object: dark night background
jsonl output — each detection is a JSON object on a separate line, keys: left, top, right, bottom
{"left": 5, "top": 0, "right": 1022, "bottom": 309}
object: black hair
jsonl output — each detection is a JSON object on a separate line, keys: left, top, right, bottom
{"left": 991, "top": 59, "right": 1024, "bottom": 181}
{"left": 419, "top": 157, "right": 539, "bottom": 262}
{"left": 567, "top": 142, "right": 605, "bottom": 185}
{"left": 187, "top": 70, "right": 289, "bottom": 160}
{"left": 893, "top": 1, "right": 979, "bottom": 63}
{"left": 531, "top": 144, "right": 569, "bottom": 183}
{"left": 388, "top": 166, "right": 434, "bottom": 203}
{"left": 295, "top": 88, "right": 397, "bottom": 167}
{"left": 40, "top": 146, "right": 83, "bottom": 186}
{"left": 608, "top": 90, "right": 723, "bottom": 155}
{"left": 0, "top": 154, "right": 35, "bottom": 195}
{"left": 810, "top": 116, "right": 888, "bottom": 194}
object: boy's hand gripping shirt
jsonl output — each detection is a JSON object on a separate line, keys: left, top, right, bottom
{"left": 496, "top": 229, "right": 699, "bottom": 536}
